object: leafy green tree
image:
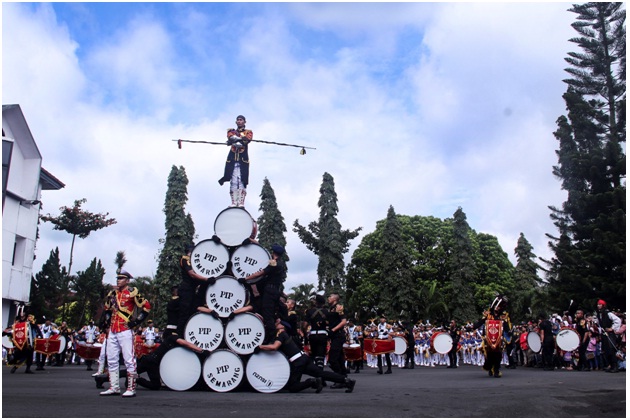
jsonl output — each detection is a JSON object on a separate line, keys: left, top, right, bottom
{"left": 293, "top": 172, "right": 361, "bottom": 291}
{"left": 154, "top": 165, "right": 196, "bottom": 325}
{"left": 546, "top": 3, "right": 626, "bottom": 310}
{"left": 40, "top": 198, "right": 116, "bottom": 319}
{"left": 473, "top": 232, "right": 515, "bottom": 316}
{"left": 256, "top": 177, "right": 289, "bottom": 282}
{"left": 446, "top": 208, "right": 478, "bottom": 323}
{"left": 68, "top": 258, "right": 106, "bottom": 328}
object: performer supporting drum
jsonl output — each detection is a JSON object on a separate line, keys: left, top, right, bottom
{"left": 258, "top": 319, "right": 356, "bottom": 393}
{"left": 100, "top": 270, "right": 152, "bottom": 398}
{"left": 177, "top": 245, "right": 213, "bottom": 339}
{"left": 218, "top": 115, "right": 253, "bottom": 207}
{"left": 305, "top": 295, "right": 329, "bottom": 372}
{"left": 327, "top": 293, "right": 348, "bottom": 379}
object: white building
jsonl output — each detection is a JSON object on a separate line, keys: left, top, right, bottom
{"left": 3, "top": 104, "right": 64, "bottom": 327}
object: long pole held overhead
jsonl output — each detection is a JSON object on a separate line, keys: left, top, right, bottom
{"left": 173, "top": 138, "right": 316, "bottom": 155}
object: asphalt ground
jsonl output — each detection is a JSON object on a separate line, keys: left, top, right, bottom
{"left": 2, "top": 362, "right": 626, "bottom": 418}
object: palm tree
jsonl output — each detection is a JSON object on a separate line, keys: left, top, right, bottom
{"left": 289, "top": 283, "right": 317, "bottom": 315}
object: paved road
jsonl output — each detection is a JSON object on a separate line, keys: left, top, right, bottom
{"left": 2, "top": 363, "right": 625, "bottom": 418}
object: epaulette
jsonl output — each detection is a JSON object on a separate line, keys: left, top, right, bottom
{"left": 127, "top": 286, "right": 139, "bottom": 298}
{"left": 269, "top": 259, "right": 277, "bottom": 267}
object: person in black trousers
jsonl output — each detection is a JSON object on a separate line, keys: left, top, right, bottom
{"left": 447, "top": 320, "right": 460, "bottom": 368}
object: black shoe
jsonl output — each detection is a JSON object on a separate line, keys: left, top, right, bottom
{"left": 10, "top": 366, "right": 17, "bottom": 374}
{"left": 377, "top": 369, "right": 383, "bottom": 374}
{"left": 447, "top": 365, "right": 453, "bottom": 368}
{"left": 35, "top": 367, "right": 44, "bottom": 371}
{"left": 25, "top": 369, "right": 33, "bottom": 374}
{"left": 606, "top": 368, "right": 619, "bottom": 373}
{"left": 345, "top": 378, "right": 356, "bottom": 393}
{"left": 494, "top": 371, "right": 501, "bottom": 378}
{"left": 87, "top": 367, "right": 93, "bottom": 371}
{"left": 314, "top": 377, "right": 323, "bottom": 393}
{"left": 384, "top": 369, "right": 392, "bottom": 374}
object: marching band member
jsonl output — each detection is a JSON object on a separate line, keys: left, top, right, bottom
{"left": 142, "top": 320, "right": 157, "bottom": 347}
{"left": 218, "top": 114, "right": 253, "bottom": 207}
{"left": 36, "top": 318, "right": 57, "bottom": 370}
{"left": 100, "top": 270, "right": 151, "bottom": 398}
{"left": 305, "top": 295, "right": 329, "bottom": 373}
{"left": 376, "top": 316, "right": 393, "bottom": 374}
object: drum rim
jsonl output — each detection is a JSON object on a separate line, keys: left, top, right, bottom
{"left": 205, "top": 277, "right": 248, "bottom": 317}
{"left": 191, "top": 240, "right": 230, "bottom": 277}
{"left": 527, "top": 331, "right": 542, "bottom": 352}
{"left": 184, "top": 312, "right": 225, "bottom": 350}
{"left": 214, "top": 207, "right": 256, "bottom": 246}
{"left": 224, "top": 312, "right": 265, "bottom": 355}
{"left": 556, "top": 328, "right": 580, "bottom": 351}
{"left": 245, "top": 351, "right": 291, "bottom": 393}
{"left": 432, "top": 333, "right": 453, "bottom": 354}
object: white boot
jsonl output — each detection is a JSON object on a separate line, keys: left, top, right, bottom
{"left": 230, "top": 190, "right": 238, "bottom": 207}
{"left": 237, "top": 189, "right": 246, "bottom": 207}
{"left": 92, "top": 362, "right": 105, "bottom": 377}
{"left": 122, "top": 372, "right": 137, "bottom": 398}
{"left": 100, "top": 370, "right": 120, "bottom": 396}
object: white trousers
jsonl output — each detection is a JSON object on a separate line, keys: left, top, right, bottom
{"left": 106, "top": 329, "right": 137, "bottom": 374}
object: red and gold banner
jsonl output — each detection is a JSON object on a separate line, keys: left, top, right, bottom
{"left": 11, "top": 322, "right": 29, "bottom": 351}
{"left": 485, "top": 319, "right": 503, "bottom": 351}
{"left": 34, "top": 338, "right": 61, "bottom": 356}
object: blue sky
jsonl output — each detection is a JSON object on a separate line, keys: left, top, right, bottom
{"left": 3, "top": 2, "right": 576, "bottom": 292}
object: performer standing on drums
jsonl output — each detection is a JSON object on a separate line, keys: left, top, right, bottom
{"left": 306, "top": 295, "right": 329, "bottom": 373}
{"left": 177, "top": 245, "right": 214, "bottom": 339}
{"left": 596, "top": 299, "right": 622, "bottom": 373}
{"left": 376, "top": 316, "right": 393, "bottom": 374}
{"left": 327, "top": 293, "right": 348, "bottom": 380}
{"left": 258, "top": 319, "right": 356, "bottom": 393}
{"left": 218, "top": 114, "right": 253, "bottom": 207}
{"left": 240, "top": 244, "right": 286, "bottom": 343}
{"left": 100, "top": 270, "right": 152, "bottom": 398}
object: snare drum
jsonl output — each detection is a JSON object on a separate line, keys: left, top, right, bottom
{"left": 246, "top": 351, "right": 290, "bottom": 393}
{"left": 527, "top": 331, "right": 541, "bottom": 353}
{"left": 184, "top": 313, "right": 224, "bottom": 352}
{"left": 363, "top": 338, "right": 395, "bottom": 355}
{"left": 556, "top": 327, "right": 580, "bottom": 352}
{"left": 224, "top": 312, "right": 265, "bottom": 355}
{"left": 75, "top": 343, "right": 102, "bottom": 360}
{"left": 160, "top": 347, "right": 202, "bottom": 391}
{"left": 343, "top": 343, "right": 362, "bottom": 361}
{"left": 203, "top": 349, "right": 244, "bottom": 392}
{"left": 230, "top": 244, "right": 271, "bottom": 278}
{"left": 214, "top": 207, "right": 257, "bottom": 247}
{"left": 191, "top": 240, "right": 230, "bottom": 277}
{"left": 34, "top": 338, "right": 62, "bottom": 356}
{"left": 205, "top": 276, "right": 248, "bottom": 318}
{"left": 429, "top": 332, "right": 453, "bottom": 355}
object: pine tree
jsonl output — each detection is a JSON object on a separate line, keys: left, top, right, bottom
{"left": 447, "top": 207, "right": 477, "bottom": 323}
{"left": 546, "top": 3, "right": 626, "bottom": 310}
{"left": 379, "top": 205, "right": 418, "bottom": 320}
{"left": 69, "top": 258, "right": 106, "bottom": 328}
{"left": 256, "top": 177, "right": 289, "bottom": 283}
{"left": 154, "top": 165, "right": 196, "bottom": 325}
{"left": 31, "top": 247, "right": 67, "bottom": 322}
{"left": 512, "top": 233, "right": 544, "bottom": 322}
{"left": 293, "top": 172, "right": 361, "bottom": 292}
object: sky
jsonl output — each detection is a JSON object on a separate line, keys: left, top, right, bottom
{"left": 3, "top": 2, "right": 576, "bottom": 293}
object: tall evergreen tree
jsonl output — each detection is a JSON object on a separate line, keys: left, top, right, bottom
{"left": 379, "top": 205, "right": 418, "bottom": 320}
{"left": 31, "top": 247, "right": 67, "bottom": 322}
{"left": 256, "top": 177, "right": 289, "bottom": 282}
{"left": 154, "top": 165, "right": 196, "bottom": 325}
{"left": 546, "top": 3, "right": 626, "bottom": 310}
{"left": 447, "top": 207, "right": 477, "bottom": 323}
{"left": 512, "top": 233, "right": 544, "bottom": 322}
{"left": 293, "top": 172, "right": 361, "bottom": 292}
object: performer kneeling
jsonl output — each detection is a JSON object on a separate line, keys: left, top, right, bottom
{"left": 258, "top": 319, "right": 356, "bottom": 393}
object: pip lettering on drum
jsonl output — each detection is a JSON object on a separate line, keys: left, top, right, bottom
{"left": 191, "top": 240, "right": 230, "bottom": 277}
{"left": 205, "top": 276, "right": 247, "bottom": 318}
{"left": 203, "top": 350, "right": 244, "bottom": 392}
{"left": 225, "top": 313, "right": 265, "bottom": 354}
{"left": 231, "top": 244, "right": 270, "bottom": 278}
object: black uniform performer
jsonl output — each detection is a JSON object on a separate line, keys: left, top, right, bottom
{"left": 177, "top": 245, "right": 213, "bottom": 338}
{"left": 326, "top": 293, "right": 348, "bottom": 379}
{"left": 306, "top": 295, "right": 329, "bottom": 371}
{"left": 447, "top": 320, "right": 460, "bottom": 368}
{"left": 4, "top": 311, "right": 40, "bottom": 374}
{"left": 573, "top": 309, "right": 590, "bottom": 371}
{"left": 538, "top": 314, "right": 555, "bottom": 371}
{"left": 164, "top": 285, "right": 180, "bottom": 339}
{"left": 258, "top": 319, "right": 356, "bottom": 393}
{"left": 403, "top": 322, "right": 415, "bottom": 369}
{"left": 241, "top": 244, "right": 286, "bottom": 343}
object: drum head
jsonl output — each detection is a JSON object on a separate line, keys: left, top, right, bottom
{"left": 2, "top": 335, "right": 14, "bottom": 349}
{"left": 191, "top": 240, "right": 230, "bottom": 277}
{"left": 556, "top": 328, "right": 580, "bottom": 352}
{"left": 231, "top": 244, "right": 271, "bottom": 278}
{"left": 246, "top": 351, "right": 290, "bottom": 393}
{"left": 527, "top": 331, "right": 541, "bottom": 353}
{"left": 394, "top": 336, "right": 408, "bottom": 355}
{"left": 224, "top": 312, "right": 265, "bottom": 355}
{"left": 203, "top": 349, "right": 244, "bottom": 392}
{"left": 184, "top": 313, "right": 224, "bottom": 352}
{"left": 433, "top": 333, "right": 453, "bottom": 354}
{"left": 160, "top": 347, "right": 202, "bottom": 391}
{"left": 205, "top": 276, "right": 248, "bottom": 318}
{"left": 57, "top": 336, "right": 67, "bottom": 354}
{"left": 214, "top": 207, "right": 256, "bottom": 247}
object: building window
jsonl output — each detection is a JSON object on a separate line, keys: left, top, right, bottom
{"left": 12, "top": 236, "right": 26, "bottom": 267}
